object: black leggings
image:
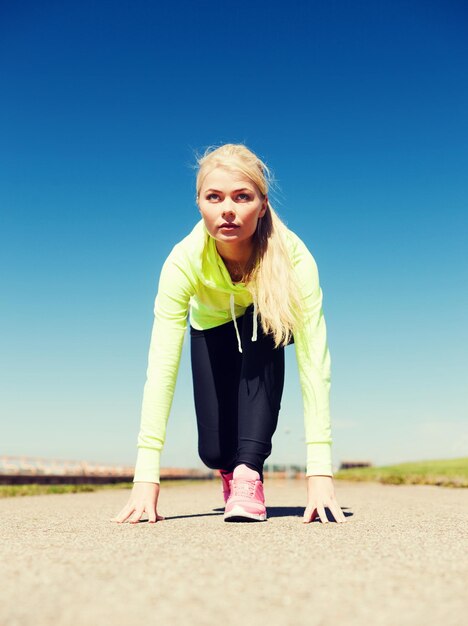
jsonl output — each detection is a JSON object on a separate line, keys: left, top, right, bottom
{"left": 190, "top": 304, "right": 291, "bottom": 482}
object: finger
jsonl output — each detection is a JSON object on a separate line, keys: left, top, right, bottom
{"left": 111, "top": 505, "right": 135, "bottom": 523}
{"left": 337, "top": 505, "right": 347, "bottom": 523}
{"left": 317, "top": 504, "right": 329, "bottom": 524}
{"left": 302, "top": 506, "right": 317, "bottom": 524}
{"left": 146, "top": 508, "right": 157, "bottom": 523}
{"left": 328, "top": 502, "right": 343, "bottom": 524}
{"left": 128, "top": 508, "right": 144, "bottom": 524}
{"left": 330, "top": 502, "right": 346, "bottom": 523}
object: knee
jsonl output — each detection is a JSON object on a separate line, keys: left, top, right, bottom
{"left": 198, "top": 445, "right": 225, "bottom": 470}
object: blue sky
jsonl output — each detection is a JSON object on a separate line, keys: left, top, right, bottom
{"left": 1, "top": 0, "right": 467, "bottom": 472}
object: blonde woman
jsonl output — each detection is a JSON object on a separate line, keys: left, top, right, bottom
{"left": 111, "top": 143, "right": 346, "bottom": 524}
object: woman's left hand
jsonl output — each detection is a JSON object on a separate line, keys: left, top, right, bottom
{"left": 303, "top": 475, "right": 347, "bottom": 524}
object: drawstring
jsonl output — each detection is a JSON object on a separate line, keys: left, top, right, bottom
{"left": 251, "top": 291, "right": 258, "bottom": 342}
{"left": 230, "top": 294, "right": 242, "bottom": 353}
{"left": 229, "top": 292, "right": 258, "bottom": 354}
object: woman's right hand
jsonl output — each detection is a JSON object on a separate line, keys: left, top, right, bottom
{"left": 110, "top": 481, "right": 165, "bottom": 524}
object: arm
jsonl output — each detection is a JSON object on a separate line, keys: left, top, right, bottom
{"left": 133, "top": 247, "right": 194, "bottom": 484}
{"left": 291, "top": 238, "right": 346, "bottom": 524}
{"left": 291, "top": 238, "right": 333, "bottom": 477}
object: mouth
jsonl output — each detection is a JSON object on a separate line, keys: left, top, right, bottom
{"left": 219, "top": 223, "right": 240, "bottom": 229}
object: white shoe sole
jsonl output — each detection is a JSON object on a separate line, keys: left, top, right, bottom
{"left": 224, "top": 505, "right": 267, "bottom": 522}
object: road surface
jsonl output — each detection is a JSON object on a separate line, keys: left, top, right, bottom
{"left": 1, "top": 479, "right": 467, "bottom": 626}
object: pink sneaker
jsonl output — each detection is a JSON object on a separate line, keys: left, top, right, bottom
{"left": 219, "top": 470, "right": 234, "bottom": 503}
{"left": 224, "top": 464, "right": 267, "bottom": 522}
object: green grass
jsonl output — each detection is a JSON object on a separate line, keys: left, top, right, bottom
{"left": 334, "top": 457, "right": 468, "bottom": 488}
{"left": 0, "top": 479, "right": 205, "bottom": 498}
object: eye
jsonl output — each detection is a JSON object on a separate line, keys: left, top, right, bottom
{"left": 206, "top": 193, "right": 220, "bottom": 201}
{"left": 237, "top": 193, "right": 251, "bottom": 201}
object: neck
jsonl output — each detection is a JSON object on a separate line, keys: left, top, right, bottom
{"left": 215, "top": 239, "right": 253, "bottom": 267}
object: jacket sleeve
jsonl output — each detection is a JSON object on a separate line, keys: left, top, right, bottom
{"left": 133, "top": 247, "right": 194, "bottom": 483}
{"left": 291, "top": 237, "right": 333, "bottom": 477}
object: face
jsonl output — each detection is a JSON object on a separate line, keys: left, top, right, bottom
{"left": 197, "top": 167, "right": 267, "bottom": 246}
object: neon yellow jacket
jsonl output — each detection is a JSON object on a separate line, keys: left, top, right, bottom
{"left": 133, "top": 218, "right": 333, "bottom": 483}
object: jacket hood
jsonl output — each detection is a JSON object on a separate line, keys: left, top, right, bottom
{"left": 198, "top": 219, "right": 247, "bottom": 292}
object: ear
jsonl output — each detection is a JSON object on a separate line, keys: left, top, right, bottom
{"left": 259, "top": 199, "right": 268, "bottom": 218}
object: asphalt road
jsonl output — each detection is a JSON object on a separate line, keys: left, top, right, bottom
{"left": 1, "top": 479, "right": 467, "bottom": 626}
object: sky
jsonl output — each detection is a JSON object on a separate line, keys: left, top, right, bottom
{"left": 1, "top": 0, "right": 467, "bottom": 473}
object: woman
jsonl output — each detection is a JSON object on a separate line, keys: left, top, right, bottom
{"left": 111, "top": 143, "right": 346, "bottom": 524}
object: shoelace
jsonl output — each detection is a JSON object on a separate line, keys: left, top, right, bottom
{"left": 231, "top": 478, "right": 257, "bottom": 498}
{"left": 221, "top": 475, "right": 231, "bottom": 491}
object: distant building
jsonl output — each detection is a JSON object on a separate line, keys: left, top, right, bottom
{"left": 0, "top": 455, "right": 213, "bottom": 484}
{"left": 339, "top": 460, "right": 373, "bottom": 470}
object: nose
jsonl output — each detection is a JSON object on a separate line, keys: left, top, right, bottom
{"left": 222, "top": 200, "right": 236, "bottom": 217}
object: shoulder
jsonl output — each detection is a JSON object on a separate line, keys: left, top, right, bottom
{"left": 282, "top": 225, "right": 318, "bottom": 270}
{"left": 165, "top": 218, "right": 207, "bottom": 269}
{"left": 156, "top": 220, "right": 207, "bottom": 296}
{"left": 170, "top": 218, "right": 206, "bottom": 255}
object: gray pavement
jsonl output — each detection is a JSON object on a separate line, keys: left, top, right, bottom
{"left": 1, "top": 479, "right": 467, "bottom": 626}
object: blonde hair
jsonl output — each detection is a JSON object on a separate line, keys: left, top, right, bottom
{"left": 195, "top": 143, "right": 304, "bottom": 349}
